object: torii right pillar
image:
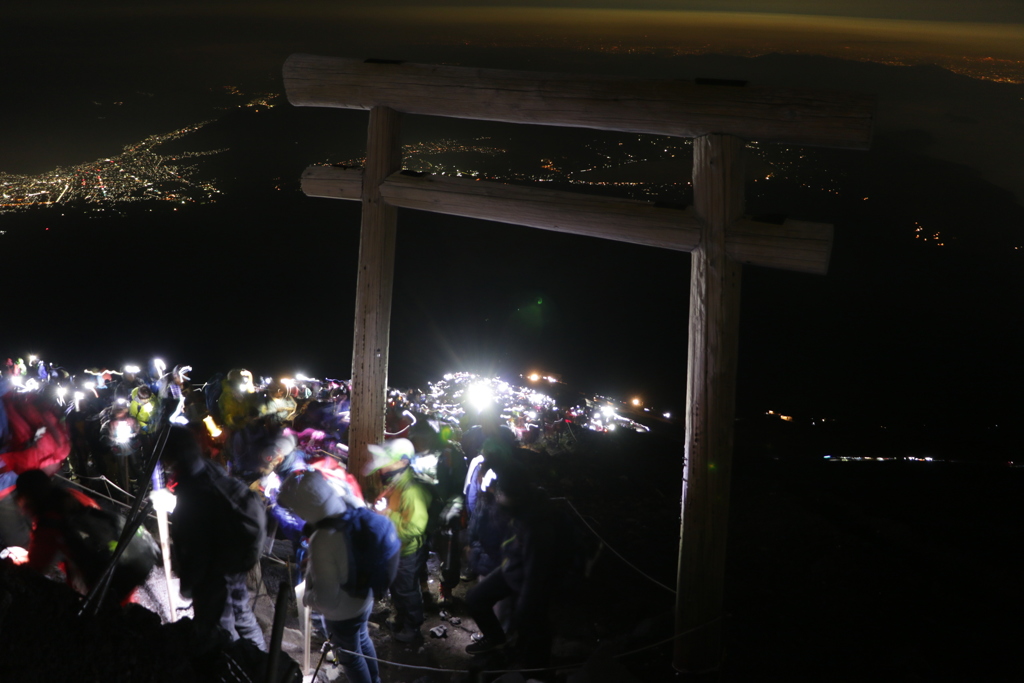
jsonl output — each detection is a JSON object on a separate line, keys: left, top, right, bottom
{"left": 675, "top": 133, "right": 745, "bottom": 674}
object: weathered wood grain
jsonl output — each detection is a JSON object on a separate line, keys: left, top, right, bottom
{"left": 284, "top": 54, "right": 874, "bottom": 149}
{"left": 675, "top": 134, "right": 745, "bottom": 673}
{"left": 347, "top": 107, "right": 402, "bottom": 493}
{"left": 301, "top": 165, "right": 832, "bottom": 274}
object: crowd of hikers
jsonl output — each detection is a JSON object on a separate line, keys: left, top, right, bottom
{"left": 0, "top": 356, "right": 595, "bottom": 682}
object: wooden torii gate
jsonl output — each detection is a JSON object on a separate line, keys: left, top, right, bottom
{"left": 283, "top": 54, "right": 873, "bottom": 672}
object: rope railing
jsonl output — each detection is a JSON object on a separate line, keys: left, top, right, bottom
{"left": 323, "top": 613, "right": 727, "bottom": 677}
{"left": 550, "top": 496, "right": 677, "bottom": 595}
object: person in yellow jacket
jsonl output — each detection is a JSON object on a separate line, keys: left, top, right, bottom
{"left": 218, "top": 369, "right": 256, "bottom": 430}
{"left": 128, "top": 385, "right": 159, "bottom": 434}
{"left": 367, "top": 438, "right": 431, "bottom": 643}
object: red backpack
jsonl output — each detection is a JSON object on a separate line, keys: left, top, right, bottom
{"left": 1, "top": 393, "right": 71, "bottom": 478}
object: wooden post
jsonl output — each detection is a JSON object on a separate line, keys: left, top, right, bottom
{"left": 347, "top": 106, "right": 402, "bottom": 493}
{"left": 675, "top": 134, "right": 745, "bottom": 673}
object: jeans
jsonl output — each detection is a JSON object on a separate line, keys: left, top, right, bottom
{"left": 325, "top": 601, "right": 380, "bottom": 683}
{"left": 390, "top": 546, "right": 426, "bottom": 629}
{"left": 192, "top": 571, "right": 267, "bottom": 651}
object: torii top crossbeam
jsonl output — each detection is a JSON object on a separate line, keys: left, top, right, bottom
{"left": 283, "top": 53, "right": 873, "bottom": 674}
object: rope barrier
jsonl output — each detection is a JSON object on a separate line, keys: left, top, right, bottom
{"left": 54, "top": 474, "right": 156, "bottom": 520}
{"left": 550, "top": 496, "right": 677, "bottom": 595}
{"left": 323, "top": 613, "right": 727, "bottom": 677}
{"left": 59, "top": 465, "right": 687, "bottom": 677}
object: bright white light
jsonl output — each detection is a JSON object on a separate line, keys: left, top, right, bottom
{"left": 526, "top": 410, "right": 537, "bottom": 420}
{"left": 24, "top": 379, "right": 39, "bottom": 392}
{"left": 0, "top": 546, "right": 28, "bottom": 565}
{"left": 57, "top": 387, "right": 68, "bottom": 398}
{"left": 465, "top": 382, "right": 494, "bottom": 413}
{"left": 73, "top": 391, "right": 85, "bottom": 401}
{"left": 150, "top": 488, "right": 177, "bottom": 513}
{"left": 296, "top": 373, "right": 311, "bottom": 381}
{"left": 528, "top": 373, "right": 540, "bottom": 382}
{"left": 264, "top": 472, "right": 282, "bottom": 499}
{"left": 28, "top": 355, "right": 37, "bottom": 364}
{"left": 114, "top": 421, "right": 133, "bottom": 444}
{"left": 374, "top": 497, "right": 388, "bottom": 512}
{"left": 601, "top": 405, "right": 616, "bottom": 418}
{"left": 153, "top": 358, "right": 166, "bottom": 376}
{"left": 607, "top": 424, "right": 617, "bottom": 431}
{"left": 11, "top": 376, "right": 22, "bottom": 387}
{"left": 124, "top": 365, "right": 141, "bottom": 374}
{"left": 663, "top": 412, "right": 671, "bottom": 419}
{"left": 631, "top": 398, "right": 641, "bottom": 406}
{"left": 84, "top": 381, "right": 95, "bottom": 390}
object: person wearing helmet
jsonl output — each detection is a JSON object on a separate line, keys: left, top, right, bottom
{"left": 366, "top": 438, "right": 432, "bottom": 643}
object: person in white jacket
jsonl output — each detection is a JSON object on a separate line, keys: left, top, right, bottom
{"left": 278, "top": 469, "right": 380, "bottom": 683}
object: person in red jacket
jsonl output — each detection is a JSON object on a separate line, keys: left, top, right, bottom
{"left": 0, "top": 385, "right": 71, "bottom": 551}
{"left": 15, "top": 469, "right": 143, "bottom": 605}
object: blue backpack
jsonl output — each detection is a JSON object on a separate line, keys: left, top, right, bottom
{"left": 318, "top": 507, "right": 401, "bottom": 599}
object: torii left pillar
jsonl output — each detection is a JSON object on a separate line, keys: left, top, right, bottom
{"left": 347, "top": 106, "right": 402, "bottom": 490}
{"left": 674, "top": 134, "right": 744, "bottom": 673}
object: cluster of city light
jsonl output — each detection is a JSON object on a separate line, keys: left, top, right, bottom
{"left": 0, "top": 89, "right": 279, "bottom": 217}
{"left": 0, "top": 124, "right": 224, "bottom": 214}
{"left": 914, "top": 222, "right": 946, "bottom": 246}
{"left": 824, "top": 455, "right": 938, "bottom": 463}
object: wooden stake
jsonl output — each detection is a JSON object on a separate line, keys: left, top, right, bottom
{"left": 674, "top": 134, "right": 744, "bottom": 673}
{"left": 347, "top": 106, "right": 402, "bottom": 494}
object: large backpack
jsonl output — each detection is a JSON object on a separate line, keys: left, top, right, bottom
{"left": 207, "top": 467, "right": 267, "bottom": 574}
{"left": 59, "top": 501, "right": 160, "bottom": 601}
{"left": 317, "top": 507, "right": 401, "bottom": 599}
{"left": 1, "top": 392, "right": 70, "bottom": 476}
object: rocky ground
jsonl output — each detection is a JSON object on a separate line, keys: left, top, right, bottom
{"left": 2, "top": 424, "right": 1023, "bottom": 681}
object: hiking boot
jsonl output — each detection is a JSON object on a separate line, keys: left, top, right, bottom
{"left": 392, "top": 625, "right": 422, "bottom": 643}
{"left": 465, "top": 636, "right": 506, "bottom": 655}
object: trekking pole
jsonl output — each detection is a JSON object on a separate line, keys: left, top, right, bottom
{"left": 265, "top": 580, "right": 290, "bottom": 683}
{"left": 151, "top": 463, "right": 177, "bottom": 622}
{"left": 79, "top": 423, "right": 171, "bottom": 616}
{"left": 309, "top": 640, "right": 332, "bottom": 682}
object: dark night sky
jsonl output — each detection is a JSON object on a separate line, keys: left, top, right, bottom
{"left": 3, "top": 2, "right": 1023, "bottom": 432}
